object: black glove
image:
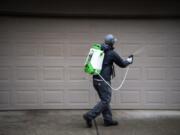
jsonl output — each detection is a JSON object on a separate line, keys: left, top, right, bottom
{"left": 126, "top": 54, "right": 134, "bottom": 64}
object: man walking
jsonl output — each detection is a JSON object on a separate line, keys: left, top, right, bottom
{"left": 83, "top": 34, "right": 133, "bottom": 127}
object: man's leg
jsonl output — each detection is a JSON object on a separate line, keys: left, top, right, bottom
{"left": 96, "top": 81, "right": 118, "bottom": 126}
{"left": 86, "top": 80, "right": 111, "bottom": 120}
{"left": 102, "top": 104, "right": 113, "bottom": 122}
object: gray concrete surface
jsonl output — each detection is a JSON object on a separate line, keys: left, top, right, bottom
{"left": 0, "top": 110, "right": 180, "bottom": 135}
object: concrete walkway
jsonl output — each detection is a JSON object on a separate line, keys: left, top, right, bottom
{"left": 0, "top": 110, "right": 180, "bottom": 135}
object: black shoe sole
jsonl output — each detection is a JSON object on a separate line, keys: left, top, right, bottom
{"left": 104, "top": 122, "right": 118, "bottom": 127}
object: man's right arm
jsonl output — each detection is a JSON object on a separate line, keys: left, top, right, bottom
{"left": 111, "top": 51, "right": 132, "bottom": 68}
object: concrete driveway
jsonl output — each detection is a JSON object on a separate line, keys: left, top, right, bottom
{"left": 0, "top": 110, "right": 180, "bottom": 135}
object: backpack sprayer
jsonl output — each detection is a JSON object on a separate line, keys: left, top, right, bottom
{"left": 84, "top": 43, "right": 144, "bottom": 91}
{"left": 84, "top": 44, "right": 104, "bottom": 75}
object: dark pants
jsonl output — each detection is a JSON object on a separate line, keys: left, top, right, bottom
{"left": 86, "top": 79, "right": 113, "bottom": 122}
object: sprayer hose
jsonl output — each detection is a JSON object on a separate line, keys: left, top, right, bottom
{"left": 96, "top": 66, "right": 129, "bottom": 91}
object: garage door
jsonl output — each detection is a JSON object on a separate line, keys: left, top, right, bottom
{"left": 0, "top": 17, "right": 180, "bottom": 110}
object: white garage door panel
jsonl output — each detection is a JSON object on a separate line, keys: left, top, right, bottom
{"left": 0, "top": 17, "right": 180, "bottom": 110}
{"left": 43, "top": 90, "right": 64, "bottom": 103}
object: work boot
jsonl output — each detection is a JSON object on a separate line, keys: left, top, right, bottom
{"left": 104, "top": 120, "right": 118, "bottom": 127}
{"left": 83, "top": 114, "right": 92, "bottom": 128}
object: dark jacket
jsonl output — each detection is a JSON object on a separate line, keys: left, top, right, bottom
{"left": 93, "top": 44, "right": 130, "bottom": 82}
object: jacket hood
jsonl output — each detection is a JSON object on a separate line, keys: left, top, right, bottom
{"left": 101, "top": 43, "right": 114, "bottom": 52}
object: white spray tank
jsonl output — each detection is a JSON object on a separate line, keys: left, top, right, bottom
{"left": 84, "top": 43, "right": 104, "bottom": 75}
